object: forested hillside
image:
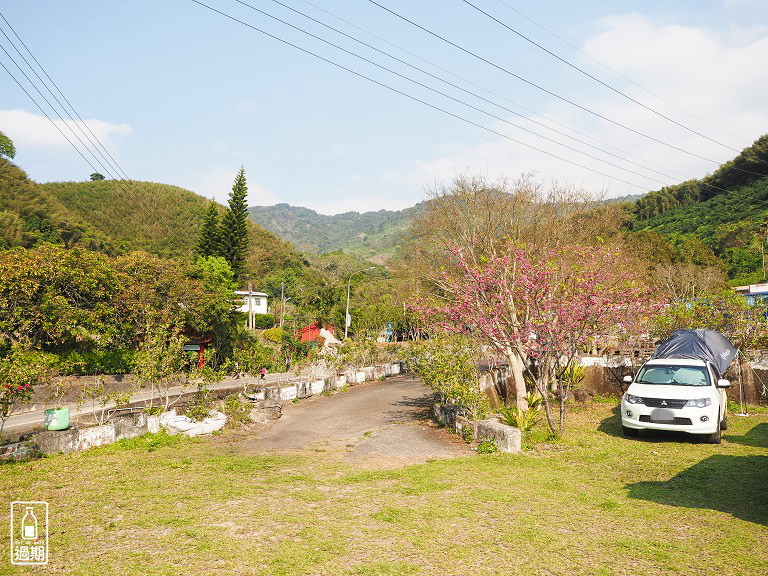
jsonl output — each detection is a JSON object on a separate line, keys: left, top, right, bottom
{"left": 0, "top": 157, "right": 304, "bottom": 278}
{"left": 248, "top": 202, "right": 422, "bottom": 262}
{"left": 632, "top": 134, "right": 768, "bottom": 285}
{"left": 635, "top": 134, "right": 768, "bottom": 220}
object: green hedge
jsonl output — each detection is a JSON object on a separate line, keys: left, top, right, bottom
{"left": 252, "top": 313, "right": 275, "bottom": 329}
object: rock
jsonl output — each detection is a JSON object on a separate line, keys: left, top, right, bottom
{"left": 32, "top": 427, "right": 80, "bottom": 455}
{"left": 0, "top": 440, "right": 40, "bottom": 461}
{"left": 78, "top": 423, "right": 116, "bottom": 451}
{"left": 249, "top": 399, "right": 282, "bottom": 423}
{"left": 113, "top": 412, "right": 148, "bottom": 440}
{"left": 475, "top": 419, "right": 521, "bottom": 453}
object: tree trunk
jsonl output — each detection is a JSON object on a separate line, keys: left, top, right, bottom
{"left": 559, "top": 381, "right": 568, "bottom": 436}
{"left": 507, "top": 350, "right": 528, "bottom": 410}
{"left": 537, "top": 369, "right": 557, "bottom": 433}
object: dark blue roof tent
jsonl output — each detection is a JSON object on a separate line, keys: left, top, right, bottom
{"left": 651, "top": 329, "right": 738, "bottom": 377}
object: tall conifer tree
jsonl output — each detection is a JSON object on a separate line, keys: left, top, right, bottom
{"left": 196, "top": 201, "right": 221, "bottom": 257}
{"left": 218, "top": 167, "right": 249, "bottom": 279}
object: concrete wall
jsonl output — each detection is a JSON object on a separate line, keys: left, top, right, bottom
{"left": 1, "top": 411, "right": 160, "bottom": 461}
{"left": 3, "top": 363, "right": 404, "bottom": 461}
{"left": 481, "top": 357, "right": 768, "bottom": 406}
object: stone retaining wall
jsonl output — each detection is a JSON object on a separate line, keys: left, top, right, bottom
{"left": 478, "top": 358, "right": 768, "bottom": 406}
{"left": 1, "top": 412, "right": 160, "bottom": 461}
{"left": 432, "top": 399, "right": 521, "bottom": 453}
{"left": 2, "top": 362, "right": 405, "bottom": 461}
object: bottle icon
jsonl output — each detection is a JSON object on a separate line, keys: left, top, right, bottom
{"left": 21, "top": 507, "right": 37, "bottom": 540}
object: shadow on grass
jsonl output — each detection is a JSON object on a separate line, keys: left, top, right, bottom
{"left": 598, "top": 404, "right": 623, "bottom": 437}
{"left": 725, "top": 422, "right": 768, "bottom": 448}
{"left": 627, "top": 454, "right": 768, "bottom": 526}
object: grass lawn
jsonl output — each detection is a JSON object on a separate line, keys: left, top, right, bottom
{"left": 1, "top": 403, "right": 767, "bottom": 575}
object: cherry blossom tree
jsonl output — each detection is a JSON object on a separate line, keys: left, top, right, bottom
{"left": 416, "top": 241, "right": 660, "bottom": 435}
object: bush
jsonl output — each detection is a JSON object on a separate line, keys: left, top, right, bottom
{"left": 54, "top": 347, "right": 135, "bottom": 375}
{"left": 221, "top": 394, "right": 252, "bottom": 428}
{"left": 262, "top": 327, "right": 285, "bottom": 344}
{"left": 497, "top": 392, "right": 543, "bottom": 434}
{"left": 252, "top": 313, "right": 275, "bottom": 329}
{"left": 411, "top": 335, "right": 488, "bottom": 419}
{"left": 477, "top": 439, "right": 498, "bottom": 454}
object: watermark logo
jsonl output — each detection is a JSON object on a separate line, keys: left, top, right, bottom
{"left": 10, "top": 501, "right": 48, "bottom": 566}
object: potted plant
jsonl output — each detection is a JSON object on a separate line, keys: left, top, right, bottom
{"left": 45, "top": 376, "right": 74, "bottom": 431}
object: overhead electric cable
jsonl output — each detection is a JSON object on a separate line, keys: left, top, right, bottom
{"left": 493, "top": 0, "right": 744, "bottom": 143}
{"left": 189, "top": 0, "right": 650, "bottom": 190}
{"left": 0, "top": 21, "right": 190, "bottom": 254}
{"left": 0, "top": 42, "right": 118, "bottom": 179}
{"left": 264, "top": 0, "right": 681, "bottom": 182}
{"left": 0, "top": 59, "right": 105, "bottom": 176}
{"left": 296, "top": 0, "right": 687, "bottom": 180}
{"left": 366, "top": 0, "right": 768, "bottom": 179}
{"left": 233, "top": 0, "right": 670, "bottom": 184}
{"left": 0, "top": 12, "right": 130, "bottom": 181}
{"left": 462, "top": 0, "right": 741, "bottom": 154}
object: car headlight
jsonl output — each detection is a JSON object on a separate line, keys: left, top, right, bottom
{"left": 684, "top": 398, "right": 711, "bottom": 408}
{"left": 625, "top": 394, "right": 644, "bottom": 405}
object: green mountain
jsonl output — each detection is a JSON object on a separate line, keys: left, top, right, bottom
{"left": 632, "top": 135, "right": 768, "bottom": 285}
{"left": 635, "top": 134, "right": 768, "bottom": 220}
{"left": 248, "top": 202, "right": 422, "bottom": 263}
{"left": 0, "top": 158, "right": 303, "bottom": 278}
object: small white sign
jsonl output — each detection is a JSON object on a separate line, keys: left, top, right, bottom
{"left": 10, "top": 501, "right": 48, "bottom": 566}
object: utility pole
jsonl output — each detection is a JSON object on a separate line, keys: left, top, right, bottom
{"left": 280, "top": 282, "right": 285, "bottom": 327}
{"left": 247, "top": 283, "right": 253, "bottom": 330}
{"left": 345, "top": 267, "right": 374, "bottom": 339}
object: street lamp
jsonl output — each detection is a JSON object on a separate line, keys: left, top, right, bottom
{"left": 345, "top": 267, "right": 374, "bottom": 339}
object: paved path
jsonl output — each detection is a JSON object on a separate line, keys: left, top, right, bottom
{"left": 239, "top": 375, "right": 472, "bottom": 466}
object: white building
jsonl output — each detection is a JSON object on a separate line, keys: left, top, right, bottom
{"left": 735, "top": 283, "right": 768, "bottom": 306}
{"left": 235, "top": 290, "right": 269, "bottom": 329}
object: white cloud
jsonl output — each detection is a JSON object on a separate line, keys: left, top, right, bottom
{"left": 329, "top": 144, "right": 348, "bottom": 157}
{"left": 0, "top": 108, "right": 131, "bottom": 151}
{"left": 392, "top": 14, "right": 768, "bottom": 197}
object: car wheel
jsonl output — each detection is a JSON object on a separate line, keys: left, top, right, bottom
{"left": 720, "top": 417, "right": 728, "bottom": 431}
{"left": 622, "top": 425, "right": 639, "bottom": 438}
{"left": 708, "top": 412, "right": 722, "bottom": 444}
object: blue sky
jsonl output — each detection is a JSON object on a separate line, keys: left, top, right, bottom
{"left": 2, "top": 0, "right": 767, "bottom": 214}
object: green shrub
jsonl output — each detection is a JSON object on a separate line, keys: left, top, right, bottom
{"left": 252, "top": 313, "right": 275, "bottom": 329}
{"left": 477, "top": 439, "right": 498, "bottom": 454}
{"left": 221, "top": 394, "right": 252, "bottom": 428}
{"left": 411, "top": 335, "right": 488, "bottom": 419}
{"left": 54, "top": 347, "right": 135, "bottom": 375}
{"left": 497, "top": 392, "right": 543, "bottom": 434}
{"left": 262, "top": 327, "right": 284, "bottom": 344}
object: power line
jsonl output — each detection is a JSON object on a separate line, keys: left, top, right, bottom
{"left": 295, "top": 0, "right": 687, "bottom": 181}
{"left": 0, "top": 21, "right": 191, "bottom": 255}
{"left": 0, "top": 13, "right": 130, "bottom": 181}
{"left": 190, "top": 0, "right": 652, "bottom": 190}
{"left": 462, "top": 0, "right": 742, "bottom": 154}
{"left": 365, "top": 0, "right": 767, "bottom": 178}
{"left": 265, "top": 0, "right": 683, "bottom": 182}
{"left": 233, "top": 0, "right": 670, "bottom": 185}
{"left": 492, "top": 0, "right": 744, "bottom": 144}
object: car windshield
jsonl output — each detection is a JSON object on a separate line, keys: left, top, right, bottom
{"left": 635, "top": 364, "right": 711, "bottom": 387}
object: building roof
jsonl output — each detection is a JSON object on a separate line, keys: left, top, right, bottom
{"left": 234, "top": 291, "right": 268, "bottom": 297}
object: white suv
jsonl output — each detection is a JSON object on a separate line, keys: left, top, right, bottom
{"left": 620, "top": 358, "right": 730, "bottom": 444}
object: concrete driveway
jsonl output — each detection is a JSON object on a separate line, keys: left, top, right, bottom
{"left": 238, "top": 375, "right": 473, "bottom": 466}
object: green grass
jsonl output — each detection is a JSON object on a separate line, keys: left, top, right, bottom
{"left": 1, "top": 404, "right": 767, "bottom": 575}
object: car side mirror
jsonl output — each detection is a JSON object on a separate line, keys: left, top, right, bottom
{"left": 716, "top": 379, "right": 731, "bottom": 389}
{"left": 623, "top": 375, "right": 633, "bottom": 384}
